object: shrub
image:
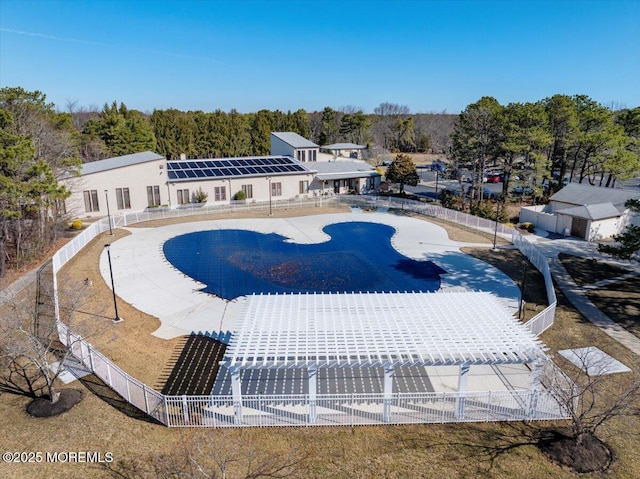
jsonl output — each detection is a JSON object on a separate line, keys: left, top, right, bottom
{"left": 70, "top": 219, "right": 83, "bottom": 230}
{"left": 521, "top": 222, "right": 535, "bottom": 233}
{"left": 194, "top": 187, "right": 208, "bottom": 204}
{"left": 233, "top": 190, "right": 246, "bottom": 201}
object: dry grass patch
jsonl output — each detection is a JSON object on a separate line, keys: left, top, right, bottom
{"left": 2, "top": 208, "right": 640, "bottom": 478}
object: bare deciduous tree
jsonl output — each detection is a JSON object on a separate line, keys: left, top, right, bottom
{"left": 0, "top": 267, "right": 105, "bottom": 414}
{"left": 540, "top": 348, "right": 640, "bottom": 472}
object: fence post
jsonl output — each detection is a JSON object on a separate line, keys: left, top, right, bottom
{"left": 143, "top": 384, "right": 150, "bottom": 414}
{"left": 106, "top": 362, "right": 113, "bottom": 387}
{"left": 182, "top": 395, "right": 189, "bottom": 424}
{"left": 87, "top": 345, "right": 94, "bottom": 372}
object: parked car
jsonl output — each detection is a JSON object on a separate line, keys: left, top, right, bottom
{"left": 512, "top": 185, "right": 534, "bottom": 195}
{"left": 382, "top": 159, "right": 393, "bottom": 166}
{"left": 482, "top": 187, "right": 498, "bottom": 199}
{"left": 430, "top": 161, "right": 445, "bottom": 172}
{"left": 486, "top": 174, "right": 501, "bottom": 183}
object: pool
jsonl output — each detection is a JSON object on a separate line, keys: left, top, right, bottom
{"left": 163, "top": 221, "right": 447, "bottom": 300}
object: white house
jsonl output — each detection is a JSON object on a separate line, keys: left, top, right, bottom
{"left": 320, "top": 142, "right": 367, "bottom": 160}
{"left": 270, "top": 132, "right": 319, "bottom": 163}
{"left": 63, "top": 151, "right": 168, "bottom": 218}
{"left": 519, "top": 183, "right": 640, "bottom": 241}
{"left": 309, "top": 160, "right": 381, "bottom": 195}
{"left": 63, "top": 133, "right": 381, "bottom": 218}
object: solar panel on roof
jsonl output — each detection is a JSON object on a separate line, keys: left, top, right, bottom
{"left": 167, "top": 156, "right": 308, "bottom": 181}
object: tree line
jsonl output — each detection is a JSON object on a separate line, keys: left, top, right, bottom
{"left": 74, "top": 101, "right": 455, "bottom": 161}
{"left": 1, "top": 86, "right": 639, "bottom": 278}
{"left": 451, "top": 95, "right": 640, "bottom": 205}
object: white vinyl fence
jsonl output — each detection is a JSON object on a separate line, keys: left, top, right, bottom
{"left": 52, "top": 195, "right": 564, "bottom": 427}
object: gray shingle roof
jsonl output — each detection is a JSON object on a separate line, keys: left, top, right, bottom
{"left": 81, "top": 151, "right": 164, "bottom": 175}
{"left": 550, "top": 183, "right": 640, "bottom": 209}
{"left": 271, "top": 132, "right": 318, "bottom": 148}
{"left": 556, "top": 203, "right": 622, "bottom": 220}
{"left": 311, "top": 160, "right": 380, "bottom": 180}
{"left": 321, "top": 143, "right": 366, "bottom": 150}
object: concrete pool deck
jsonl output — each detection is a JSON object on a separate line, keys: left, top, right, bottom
{"left": 100, "top": 210, "right": 523, "bottom": 339}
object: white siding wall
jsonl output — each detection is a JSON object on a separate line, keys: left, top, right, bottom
{"left": 589, "top": 217, "right": 623, "bottom": 241}
{"left": 270, "top": 136, "right": 294, "bottom": 157}
{"left": 64, "top": 159, "right": 168, "bottom": 218}
{"left": 171, "top": 173, "right": 315, "bottom": 206}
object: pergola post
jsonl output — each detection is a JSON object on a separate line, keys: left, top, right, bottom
{"left": 230, "top": 366, "right": 243, "bottom": 424}
{"left": 455, "top": 363, "right": 471, "bottom": 419}
{"left": 308, "top": 366, "right": 318, "bottom": 424}
{"left": 383, "top": 364, "right": 394, "bottom": 422}
{"left": 528, "top": 359, "right": 544, "bottom": 419}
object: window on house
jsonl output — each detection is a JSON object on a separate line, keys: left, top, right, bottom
{"left": 299, "top": 180, "right": 309, "bottom": 194}
{"left": 147, "top": 185, "right": 161, "bottom": 206}
{"left": 115, "top": 188, "right": 131, "bottom": 209}
{"left": 301, "top": 150, "right": 306, "bottom": 162}
{"left": 83, "top": 190, "right": 99, "bottom": 212}
{"left": 177, "top": 189, "right": 190, "bottom": 205}
{"left": 214, "top": 186, "right": 226, "bottom": 201}
{"left": 271, "top": 182, "right": 282, "bottom": 197}
{"left": 241, "top": 184, "right": 253, "bottom": 199}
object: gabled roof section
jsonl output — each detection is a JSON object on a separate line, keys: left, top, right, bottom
{"left": 321, "top": 143, "right": 366, "bottom": 150}
{"left": 225, "top": 291, "right": 547, "bottom": 370}
{"left": 271, "top": 132, "right": 318, "bottom": 148}
{"left": 312, "top": 160, "right": 380, "bottom": 181}
{"left": 557, "top": 203, "right": 622, "bottom": 220}
{"left": 550, "top": 183, "right": 640, "bottom": 209}
{"left": 81, "top": 151, "right": 164, "bottom": 176}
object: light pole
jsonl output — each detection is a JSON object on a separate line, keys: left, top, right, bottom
{"left": 434, "top": 170, "right": 439, "bottom": 200}
{"left": 104, "top": 189, "right": 113, "bottom": 235}
{"left": 519, "top": 260, "right": 528, "bottom": 319}
{"left": 104, "top": 244, "right": 123, "bottom": 323}
{"left": 266, "top": 176, "right": 272, "bottom": 216}
{"left": 492, "top": 197, "right": 501, "bottom": 251}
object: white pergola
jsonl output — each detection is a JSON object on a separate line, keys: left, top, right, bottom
{"left": 222, "top": 291, "right": 548, "bottom": 422}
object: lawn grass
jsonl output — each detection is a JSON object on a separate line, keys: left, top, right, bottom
{"left": 559, "top": 253, "right": 640, "bottom": 338}
{"left": 558, "top": 253, "right": 632, "bottom": 286}
{"left": 1, "top": 207, "right": 639, "bottom": 479}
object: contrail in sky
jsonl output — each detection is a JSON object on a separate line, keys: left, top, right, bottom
{"left": 0, "top": 27, "right": 224, "bottom": 64}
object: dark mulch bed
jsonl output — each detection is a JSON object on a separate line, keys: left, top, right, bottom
{"left": 537, "top": 428, "right": 613, "bottom": 474}
{"left": 26, "top": 389, "right": 83, "bottom": 417}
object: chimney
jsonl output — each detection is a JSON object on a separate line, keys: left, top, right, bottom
{"left": 180, "top": 153, "right": 186, "bottom": 160}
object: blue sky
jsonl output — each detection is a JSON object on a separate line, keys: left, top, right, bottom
{"left": 1, "top": 0, "right": 638, "bottom": 114}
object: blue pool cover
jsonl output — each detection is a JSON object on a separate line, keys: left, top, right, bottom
{"left": 163, "top": 222, "right": 447, "bottom": 300}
